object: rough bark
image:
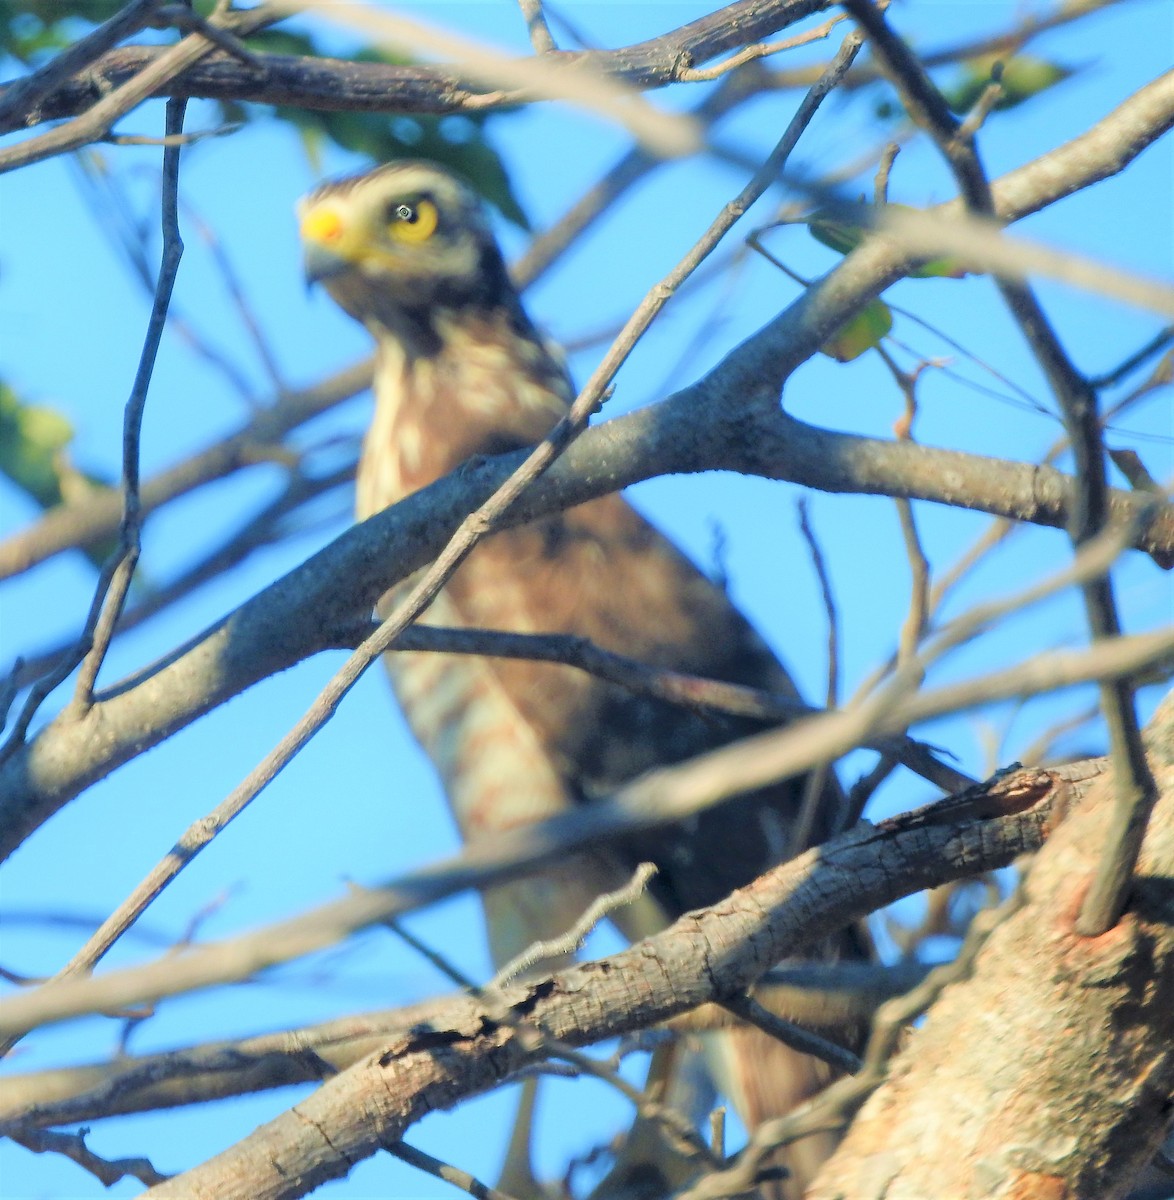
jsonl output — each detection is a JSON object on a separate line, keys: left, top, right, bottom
{"left": 137, "top": 763, "right": 1097, "bottom": 1200}
{"left": 810, "top": 694, "right": 1174, "bottom": 1200}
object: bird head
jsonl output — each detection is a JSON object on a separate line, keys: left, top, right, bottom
{"left": 297, "top": 161, "right": 511, "bottom": 335}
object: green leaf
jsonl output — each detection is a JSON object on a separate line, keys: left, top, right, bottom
{"left": 807, "top": 205, "right": 967, "bottom": 279}
{"left": 944, "top": 55, "right": 1075, "bottom": 115}
{"left": 820, "top": 300, "right": 892, "bottom": 362}
{"left": 807, "top": 208, "right": 869, "bottom": 257}
{"left": 0, "top": 382, "right": 114, "bottom": 513}
{"left": 0, "top": 381, "right": 75, "bottom": 508}
{"left": 0, "top": 382, "right": 120, "bottom": 568}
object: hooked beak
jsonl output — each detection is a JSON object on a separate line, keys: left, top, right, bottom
{"left": 299, "top": 205, "right": 353, "bottom": 287}
{"left": 302, "top": 240, "right": 351, "bottom": 288}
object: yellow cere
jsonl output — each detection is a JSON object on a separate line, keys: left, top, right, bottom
{"left": 300, "top": 207, "right": 345, "bottom": 245}
{"left": 390, "top": 198, "right": 439, "bottom": 244}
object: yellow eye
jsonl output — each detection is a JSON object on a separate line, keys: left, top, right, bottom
{"left": 389, "top": 198, "right": 439, "bottom": 244}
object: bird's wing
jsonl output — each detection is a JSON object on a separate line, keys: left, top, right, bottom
{"left": 436, "top": 491, "right": 845, "bottom": 916}
{"left": 379, "top": 586, "right": 637, "bottom": 970}
{"left": 398, "top": 494, "right": 860, "bottom": 1199}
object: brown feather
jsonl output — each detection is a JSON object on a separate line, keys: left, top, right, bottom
{"left": 305, "top": 161, "right": 866, "bottom": 1198}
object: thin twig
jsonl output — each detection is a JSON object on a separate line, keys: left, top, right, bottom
{"left": 2, "top": 1124, "right": 170, "bottom": 1188}
{"left": 100, "top": 122, "right": 239, "bottom": 146}
{"left": 1087, "top": 324, "right": 1174, "bottom": 389}
{"left": 0, "top": 95, "right": 190, "bottom": 756}
{"left": 720, "top": 992, "right": 861, "bottom": 1075}
{"left": 513, "top": 63, "right": 772, "bottom": 289}
{"left": 384, "top": 919, "right": 478, "bottom": 992}
{"left": 515, "top": 0, "right": 557, "bottom": 54}
{"left": 387, "top": 1140, "right": 522, "bottom": 1200}
{"left": 841, "top": 0, "right": 1160, "bottom": 938}
{"left": 71, "top": 93, "right": 188, "bottom": 711}
{"left": 491, "top": 863, "right": 657, "bottom": 988}
{"left": 182, "top": 199, "right": 286, "bottom": 393}
{"left": 537, "top": 1035, "right": 721, "bottom": 1168}
{"left": 791, "top": 497, "right": 842, "bottom": 848}
{"left": 69, "top": 149, "right": 260, "bottom": 405}
{"left": 796, "top": 499, "right": 840, "bottom": 711}
{"left": 676, "top": 14, "right": 848, "bottom": 82}
{"left": 843, "top": 753, "right": 901, "bottom": 828}
{"left": 152, "top": 2, "right": 266, "bottom": 67}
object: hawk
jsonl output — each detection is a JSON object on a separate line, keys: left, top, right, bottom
{"left": 299, "top": 161, "right": 859, "bottom": 1198}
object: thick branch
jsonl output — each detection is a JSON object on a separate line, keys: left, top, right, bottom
{"left": 811, "top": 695, "right": 1174, "bottom": 1200}
{"left": 0, "top": 963, "right": 930, "bottom": 1126}
{"left": 1, "top": 388, "right": 1168, "bottom": 862}
{"left": 139, "top": 749, "right": 1160, "bottom": 1200}
{"left": 104, "top": 711, "right": 1161, "bottom": 1200}
{"left": 2, "top": 68, "right": 1171, "bottom": 859}
{"left": 0, "top": 0, "right": 828, "bottom": 134}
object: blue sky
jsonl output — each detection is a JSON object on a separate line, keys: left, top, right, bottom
{"left": 1, "top": 2, "right": 1172, "bottom": 1196}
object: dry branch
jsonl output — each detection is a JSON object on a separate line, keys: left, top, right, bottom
{"left": 0, "top": 0, "right": 830, "bottom": 135}
{"left": 810, "top": 695, "right": 1174, "bottom": 1200}
{"left": 2, "top": 62, "right": 1170, "bottom": 860}
{"left": 137, "top": 759, "right": 1098, "bottom": 1199}
{"left": 0, "top": 964, "right": 930, "bottom": 1127}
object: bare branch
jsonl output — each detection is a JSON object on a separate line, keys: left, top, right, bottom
{"left": 270, "top": 0, "right": 698, "bottom": 159}
{"left": 137, "top": 758, "right": 1121, "bottom": 1200}
{"left": 0, "top": 3, "right": 278, "bottom": 173}
{"left": 386, "top": 1141, "right": 522, "bottom": 1200}
{"left": 842, "top": 0, "right": 1161, "bottom": 938}
{"left": 1, "top": 964, "right": 931, "bottom": 1127}
{"left": 490, "top": 862, "right": 657, "bottom": 987}
{"left": 515, "top": 0, "right": 557, "bottom": 55}
{"left": 0, "top": 753, "right": 1122, "bottom": 1041}
{"left": 0, "top": 0, "right": 831, "bottom": 136}
{"left": 72, "top": 92, "right": 188, "bottom": 711}
{"left": 2, "top": 63, "right": 1171, "bottom": 864}
{"left": 1, "top": 1124, "right": 170, "bottom": 1189}
{"left": 720, "top": 993, "right": 861, "bottom": 1075}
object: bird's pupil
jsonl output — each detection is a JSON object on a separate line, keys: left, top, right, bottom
{"left": 395, "top": 203, "right": 417, "bottom": 223}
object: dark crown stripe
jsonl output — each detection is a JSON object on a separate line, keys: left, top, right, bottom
{"left": 304, "top": 161, "right": 452, "bottom": 205}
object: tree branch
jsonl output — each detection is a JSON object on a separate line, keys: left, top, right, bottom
{"left": 809, "top": 695, "right": 1174, "bottom": 1199}
{"left": 0, "top": 0, "right": 829, "bottom": 136}
{"left": 139, "top": 754, "right": 1135, "bottom": 1200}
{"left": 0, "top": 964, "right": 931, "bottom": 1127}
{"left": 0, "top": 754, "right": 1122, "bottom": 1041}
{"left": 1, "top": 64, "right": 1170, "bottom": 862}
{"left": 0, "top": 359, "right": 371, "bottom": 580}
